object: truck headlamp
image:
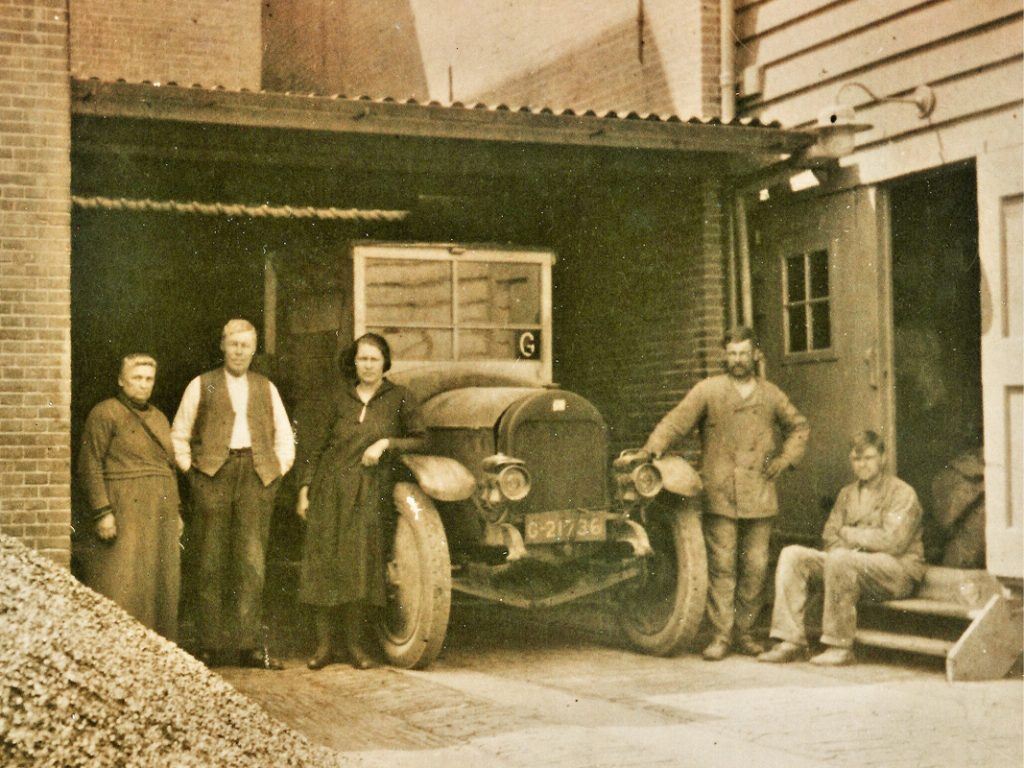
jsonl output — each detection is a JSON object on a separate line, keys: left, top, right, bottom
{"left": 630, "top": 463, "right": 663, "bottom": 498}
{"left": 613, "top": 449, "right": 664, "bottom": 505}
{"left": 496, "top": 464, "right": 531, "bottom": 501}
{"left": 481, "top": 454, "right": 532, "bottom": 503}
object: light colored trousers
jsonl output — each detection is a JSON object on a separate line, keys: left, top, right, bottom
{"left": 704, "top": 515, "right": 774, "bottom": 643}
{"left": 769, "top": 545, "right": 917, "bottom": 648}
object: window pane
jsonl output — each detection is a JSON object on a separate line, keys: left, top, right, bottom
{"left": 365, "top": 258, "right": 452, "bottom": 324}
{"left": 461, "top": 328, "right": 541, "bottom": 361}
{"left": 787, "top": 306, "right": 808, "bottom": 353}
{"left": 369, "top": 327, "right": 453, "bottom": 361}
{"left": 458, "top": 261, "right": 542, "bottom": 325}
{"left": 809, "top": 250, "right": 829, "bottom": 299}
{"left": 811, "top": 301, "right": 831, "bottom": 349}
{"left": 785, "top": 255, "right": 806, "bottom": 303}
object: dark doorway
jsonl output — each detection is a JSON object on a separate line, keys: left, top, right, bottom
{"left": 889, "top": 164, "right": 983, "bottom": 563}
{"left": 70, "top": 211, "right": 267, "bottom": 449}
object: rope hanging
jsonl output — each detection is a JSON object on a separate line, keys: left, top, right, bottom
{"left": 71, "top": 195, "right": 410, "bottom": 222}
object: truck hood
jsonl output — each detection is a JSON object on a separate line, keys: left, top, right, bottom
{"left": 420, "top": 387, "right": 542, "bottom": 429}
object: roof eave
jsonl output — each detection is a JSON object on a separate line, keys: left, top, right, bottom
{"left": 71, "top": 79, "right": 815, "bottom": 157}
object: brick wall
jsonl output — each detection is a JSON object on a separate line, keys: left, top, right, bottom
{"left": 469, "top": 0, "right": 723, "bottom": 119}
{"left": 262, "top": 0, "right": 722, "bottom": 118}
{"left": 263, "top": 0, "right": 428, "bottom": 98}
{"left": 69, "top": 0, "right": 261, "bottom": 90}
{"left": 551, "top": 176, "right": 728, "bottom": 458}
{"left": 0, "top": 0, "right": 73, "bottom": 565}
{"left": 473, "top": 18, "right": 673, "bottom": 115}
{"left": 645, "top": 0, "right": 721, "bottom": 120}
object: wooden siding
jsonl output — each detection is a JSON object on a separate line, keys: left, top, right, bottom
{"left": 737, "top": 0, "right": 1023, "bottom": 183}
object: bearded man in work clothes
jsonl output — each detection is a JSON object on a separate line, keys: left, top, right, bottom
{"left": 643, "top": 326, "right": 809, "bottom": 661}
{"left": 172, "top": 319, "right": 295, "bottom": 669}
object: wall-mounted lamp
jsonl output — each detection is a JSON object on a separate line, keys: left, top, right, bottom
{"left": 799, "top": 103, "right": 872, "bottom": 165}
{"left": 836, "top": 82, "right": 937, "bottom": 119}
{"left": 798, "top": 82, "right": 936, "bottom": 166}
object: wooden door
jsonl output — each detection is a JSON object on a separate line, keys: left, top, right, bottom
{"left": 751, "top": 187, "right": 891, "bottom": 543}
{"left": 978, "top": 145, "right": 1023, "bottom": 581}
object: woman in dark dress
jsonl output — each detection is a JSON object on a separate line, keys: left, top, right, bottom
{"left": 296, "top": 333, "right": 426, "bottom": 669}
{"left": 77, "top": 353, "right": 182, "bottom": 640}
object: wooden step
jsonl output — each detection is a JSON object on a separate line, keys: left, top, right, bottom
{"left": 873, "top": 598, "right": 979, "bottom": 620}
{"left": 855, "top": 628, "right": 953, "bottom": 658}
{"left": 912, "top": 567, "right": 1001, "bottom": 605}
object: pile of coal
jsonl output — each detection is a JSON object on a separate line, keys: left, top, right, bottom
{"left": 0, "top": 534, "right": 347, "bottom": 767}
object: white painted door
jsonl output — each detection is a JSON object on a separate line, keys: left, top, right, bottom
{"left": 978, "top": 145, "right": 1023, "bottom": 580}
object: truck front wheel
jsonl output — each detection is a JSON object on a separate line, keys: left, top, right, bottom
{"left": 617, "top": 497, "right": 708, "bottom": 656}
{"left": 378, "top": 482, "right": 452, "bottom": 669}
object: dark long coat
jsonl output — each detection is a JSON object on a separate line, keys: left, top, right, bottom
{"left": 298, "top": 379, "right": 426, "bottom": 607}
{"left": 76, "top": 395, "right": 181, "bottom": 639}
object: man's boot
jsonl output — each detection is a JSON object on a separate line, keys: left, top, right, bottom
{"left": 735, "top": 636, "right": 766, "bottom": 656}
{"left": 702, "top": 637, "right": 731, "bottom": 661}
{"left": 809, "top": 646, "right": 855, "bottom": 666}
{"left": 757, "top": 641, "right": 808, "bottom": 663}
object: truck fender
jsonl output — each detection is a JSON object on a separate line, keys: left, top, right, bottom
{"left": 653, "top": 455, "right": 703, "bottom": 497}
{"left": 400, "top": 454, "right": 477, "bottom": 502}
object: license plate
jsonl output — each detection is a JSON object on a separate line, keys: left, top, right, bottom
{"left": 524, "top": 510, "right": 606, "bottom": 544}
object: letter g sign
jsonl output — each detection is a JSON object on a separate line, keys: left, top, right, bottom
{"left": 516, "top": 330, "right": 541, "bottom": 360}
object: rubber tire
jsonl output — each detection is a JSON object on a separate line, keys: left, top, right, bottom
{"left": 378, "top": 482, "right": 452, "bottom": 669}
{"left": 617, "top": 497, "right": 708, "bottom": 656}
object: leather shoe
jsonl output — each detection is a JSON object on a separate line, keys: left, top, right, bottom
{"left": 735, "top": 636, "right": 765, "bottom": 656}
{"left": 238, "top": 649, "right": 284, "bottom": 670}
{"left": 757, "top": 641, "right": 808, "bottom": 664}
{"left": 307, "top": 649, "right": 334, "bottom": 670}
{"left": 702, "top": 638, "right": 731, "bottom": 661}
{"left": 810, "top": 647, "right": 855, "bottom": 666}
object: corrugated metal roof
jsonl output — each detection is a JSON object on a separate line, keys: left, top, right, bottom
{"left": 71, "top": 78, "right": 814, "bottom": 157}
{"left": 77, "top": 76, "right": 783, "bottom": 129}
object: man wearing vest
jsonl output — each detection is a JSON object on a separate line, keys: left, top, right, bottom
{"left": 172, "top": 319, "right": 295, "bottom": 669}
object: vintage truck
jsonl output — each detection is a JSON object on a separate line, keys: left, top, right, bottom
{"left": 346, "top": 242, "right": 707, "bottom": 669}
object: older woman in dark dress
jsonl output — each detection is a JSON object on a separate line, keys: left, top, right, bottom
{"left": 296, "top": 333, "right": 426, "bottom": 669}
{"left": 77, "top": 353, "right": 182, "bottom": 640}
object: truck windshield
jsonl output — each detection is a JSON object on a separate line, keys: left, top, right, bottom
{"left": 361, "top": 252, "right": 545, "bottom": 363}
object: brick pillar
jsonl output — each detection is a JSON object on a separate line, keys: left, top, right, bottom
{"left": 0, "top": 0, "right": 73, "bottom": 565}
{"left": 695, "top": 180, "right": 728, "bottom": 376}
{"left": 645, "top": 0, "right": 721, "bottom": 119}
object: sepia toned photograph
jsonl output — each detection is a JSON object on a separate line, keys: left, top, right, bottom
{"left": 1, "top": 1, "right": 1022, "bottom": 766}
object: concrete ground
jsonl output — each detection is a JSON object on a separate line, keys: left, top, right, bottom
{"left": 219, "top": 604, "right": 1023, "bottom": 768}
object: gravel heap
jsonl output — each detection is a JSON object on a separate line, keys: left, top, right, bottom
{"left": 0, "top": 534, "right": 348, "bottom": 767}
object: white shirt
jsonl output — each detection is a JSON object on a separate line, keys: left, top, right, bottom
{"left": 171, "top": 370, "right": 295, "bottom": 476}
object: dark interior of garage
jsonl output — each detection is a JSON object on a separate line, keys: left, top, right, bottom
{"left": 69, "top": 107, "right": 730, "bottom": 650}
{"left": 889, "top": 163, "right": 983, "bottom": 565}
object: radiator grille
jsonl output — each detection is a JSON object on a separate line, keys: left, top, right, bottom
{"left": 508, "top": 420, "right": 608, "bottom": 514}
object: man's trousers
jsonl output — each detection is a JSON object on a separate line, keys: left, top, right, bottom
{"left": 704, "top": 514, "right": 774, "bottom": 643}
{"left": 190, "top": 451, "right": 278, "bottom": 653}
{"left": 769, "top": 545, "right": 917, "bottom": 648}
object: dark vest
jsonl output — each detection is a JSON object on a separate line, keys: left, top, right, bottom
{"left": 191, "top": 369, "right": 280, "bottom": 486}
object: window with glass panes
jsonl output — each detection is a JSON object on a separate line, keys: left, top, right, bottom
{"left": 783, "top": 249, "right": 831, "bottom": 354}
{"left": 361, "top": 255, "right": 544, "bottom": 362}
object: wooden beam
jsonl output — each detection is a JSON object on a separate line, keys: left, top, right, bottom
{"left": 71, "top": 128, "right": 723, "bottom": 184}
